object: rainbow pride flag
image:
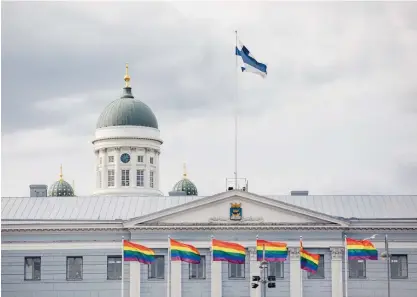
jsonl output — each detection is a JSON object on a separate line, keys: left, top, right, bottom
{"left": 346, "top": 238, "right": 378, "bottom": 260}
{"left": 170, "top": 239, "right": 201, "bottom": 264}
{"left": 123, "top": 240, "right": 155, "bottom": 264}
{"left": 300, "top": 241, "right": 320, "bottom": 273}
{"left": 212, "top": 239, "right": 246, "bottom": 264}
{"left": 256, "top": 239, "right": 288, "bottom": 262}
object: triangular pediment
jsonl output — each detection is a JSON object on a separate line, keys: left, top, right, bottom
{"left": 124, "top": 191, "right": 348, "bottom": 227}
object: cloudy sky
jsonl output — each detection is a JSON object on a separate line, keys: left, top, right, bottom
{"left": 2, "top": 1, "right": 417, "bottom": 197}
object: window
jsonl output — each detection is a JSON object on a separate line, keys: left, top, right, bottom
{"left": 66, "top": 256, "right": 83, "bottom": 280}
{"left": 190, "top": 256, "right": 206, "bottom": 279}
{"left": 391, "top": 255, "right": 408, "bottom": 278}
{"left": 137, "top": 156, "right": 144, "bottom": 163}
{"left": 150, "top": 157, "right": 154, "bottom": 164}
{"left": 229, "top": 263, "right": 245, "bottom": 279}
{"left": 121, "top": 169, "right": 130, "bottom": 187}
{"left": 24, "top": 257, "right": 41, "bottom": 280}
{"left": 349, "top": 259, "right": 366, "bottom": 278}
{"left": 268, "top": 262, "right": 284, "bottom": 279}
{"left": 98, "top": 171, "right": 102, "bottom": 188}
{"left": 108, "top": 170, "right": 115, "bottom": 187}
{"left": 108, "top": 156, "right": 114, "bottom": 163}
{"left": 150, "top": 171, "right": 154, "bottom": 188}
{"left": 308, "top": 255, "right": 324, "bottom": 279}
{"left": 137, "top": 170, "right": 144, "bottom": 187}
{"left": 148, "top": 256, "right": 164, "bottom": 279}
{"left": 107, "top": 256, "right": 122, "bottom": 280}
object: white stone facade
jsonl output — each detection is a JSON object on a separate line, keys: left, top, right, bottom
{"left": 92, "top": 125, "right": 163, "bottom": 196}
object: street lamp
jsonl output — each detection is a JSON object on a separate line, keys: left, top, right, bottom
{"left": 380, "top": 235, "right": 391, "bottom": 297}
{"left": 251, "top": 245, "right": 276, "bottom": 297}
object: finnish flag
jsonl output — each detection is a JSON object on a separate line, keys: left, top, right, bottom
{"left": 235, "top": 41, "right": 267, "bottom": 78}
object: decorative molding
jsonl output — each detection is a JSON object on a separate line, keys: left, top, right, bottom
{"left": 130, "top": 147, "right": 137, "bottom": 152}
{"left": 289, "top": 247, "right": 300, "bottom": 259}
{"left": 208, "top": 216, "right": 264, "bottom": 224}
{"left": 248, "top": 247, "right": 258, "bottom": 261}
{"left": 92, "top": 137, "right": 163, "bottom": 145}
{"left": 330, "top": 247, "right": 344, "bottom": 260}
{"left": 114, "top": 147, "right": 121, "bottom": 151}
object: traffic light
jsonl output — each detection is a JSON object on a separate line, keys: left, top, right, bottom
{"left": 268, "top": 283, "right": 276, "bottom": 288}
{"left": 252, "top": 276, "right": 261, "bottom": 282}
{"left": 268, "top": 276, "right": 276, "bottom": 282}
{"left": 252, "top": 283, "right": 259, "bottom": 289}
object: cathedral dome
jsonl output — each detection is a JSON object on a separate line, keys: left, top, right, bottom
{"left": 170, "top": 165, "right": 198, "bottom": 196}
{"left": 96, "top": 64, "right": 158, "bottom": 129}
{"left": 48, "top": 166, "right": 75, "bottom": 197}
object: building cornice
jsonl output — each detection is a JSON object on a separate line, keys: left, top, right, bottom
{"left": 92, "top": 136, "right": 163, "bottom": 145}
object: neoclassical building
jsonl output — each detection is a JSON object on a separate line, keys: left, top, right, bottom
{"left": 2, "top": 66, "right": 417, "bottom": 297}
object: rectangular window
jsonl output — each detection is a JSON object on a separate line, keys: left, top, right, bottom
{"left": 121, "top": 169, "right": 130, "bottom": 187}
{"left": 136, "top": 170, "right": 144, "bottom": 187}
{"left": 24, "top": 257, "right": 41, "bottom": 281}
{"left": 349, "top": 259, "right": 366, "bottom": 278}
{"left": 108, "top": 156, "right": 114, "bottom": 163}
{"left": 150, "top": 157, "right": 154, "bottom": 164}
{"left": 107, "top": 256, "right": 122, "bottom": 280}
{"left": 391, "top": 255, "right": 408, "bottom": 278}
{"left": 98, "top": 171, "right": 102, "bottom": 188}
{"left": 308, "top": 255, "right": 325, "bottom": 279}
{"left": 148, "top": 255, "right": 164, "bottom": 279}
{"left": 228, "top": 263, "right": 245, "bottom": 279}
{"left": 66, "top": 256, "right": 83, "bottom": 280}
{"left": 150, "top": 171, "right": 154, "bottom": 188}
{"left": 108, "top": 169, "right": 115, "bottom": 187}
{"left": 268, "top": 262, "right": 284, "bottom": 279}
{"left": 189, "top": 256, "right": 206, "bottom": 279}
{"left": 137, "top": 155, "right": 144, "bottom": 163}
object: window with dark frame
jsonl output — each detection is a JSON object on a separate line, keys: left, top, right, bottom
{"left": 307, "top": 254, "right": 325, "bottom": 279}
{"left": 137, "top": 170, "right": 144, "bottom": 187}
{"left": 148, "top": 255, "right": 164, "bottom": 279}
{"left": 108, "top": 156, "right": 114, "bottom": 163}
{"left": 107, "top": 256, "right": 122, "bottom": 280}
{"left": 138, "top": 155, "right": 144, "bottom": 163}
{"left": 391, "top": 255, "right": 408, "bottom": 278}
{"left": 150, "top": 171, "right": 154, "bottom": 188}
{"left": 121, "top": 169, "right": 130, "bottom": 187}
{"left": 108, "top": 169, "right": 115, "bottom": 187}
{"left": 66, "top": 256, "right": 83, "bottom": 280}
{"left": 268, "top": 262, "right": 284, "bottom": 279}
{"left": 150, "top": 157, "right": 154, "bottom": 164}
{"left": 228, "top": 263, "right": 245, "bottom": 279}
{"left": 189, "top": 256, "right": 206, "bottom": 279}
{"left": 349, "top": 259, "right": 366, "bottom": 278}
{"left": 24, "top": 257, "right": 41, "bottom": 281}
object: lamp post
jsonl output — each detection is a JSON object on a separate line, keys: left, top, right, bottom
{"left": 251, "top": 245, "right": 276, "bottom": 297}
{"left": 380, "top": 234, "right": 391, "bottom": 297}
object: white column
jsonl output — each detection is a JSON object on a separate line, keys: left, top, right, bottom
{"left": 171, "top": 261, "right": 182, "bottom": 297}
{"left": 115, "top": 147, "right": 121, "bottom": 188}
{"left": 249, "top": 248, "right": 261, "bottom": 297}
{"left": 211, "top": 248, "right": 222, "bottom": 297}
{"left": 155, "top": 150, "right": 160, "bottom": 190}
{"left": 130, "top": 147, "right": 137, "bottom": 188}
{"left": 94, "top": 150, "right": 99, "bottom": 190}
{"left": 129, "top": 261, "right": 140, "bottom": 297}
{"left": 144, "top": 148, "right": 150, "bottom": 188}
{"left": 289, "top": 247, "right": 301, "bottom": 297}
{"left": 331, "top": 247, "right": 344, "bottom": 297}
{"left": 101, "top": 148, "right": 108, "bottom": 189}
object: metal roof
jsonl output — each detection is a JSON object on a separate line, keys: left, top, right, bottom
{"left": 1, "top": 195, "right": 416, "bottom": 222}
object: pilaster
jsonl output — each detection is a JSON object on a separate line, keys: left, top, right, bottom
{"left": 129, "top": 261, "right": 140, "bottom": 297}
{"left": 130, "top": 147, "right": 137, "bottom": 188}
{"left": 289, "top": 247, "right": 301, "bottom": 297}
{"left": 101, "top": 148, "right": 108, "bottom": 189}
{"left": 331, "top": 247, "right": 344, "bottom": 297}
{"left": 144, "top": 148, "right": 150, "bottom": 188}
{"left": 171, "top": 261, "right": 182, "bottom": 297}
{"left": 211, "top": 248, "right": 222, "bottom": 297}
{"left": 248, "top": 247, "right": 260, "bottom": 297}
{"left": 115, "top": 147, "right": 121, "bottom": 188}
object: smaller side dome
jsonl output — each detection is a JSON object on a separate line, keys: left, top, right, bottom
{"left": 48, "top": 165, "right": 75, "bottom": 197}
{"left": 169, "top": 164, "right": 198, "bottom": 196}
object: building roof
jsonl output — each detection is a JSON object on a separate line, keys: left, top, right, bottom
{"left": 2, "top": 194, "right": 417, "bottom": 222}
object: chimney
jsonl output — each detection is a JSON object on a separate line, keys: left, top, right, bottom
{"left": 290, "top": 190, "right": 309, "bottom": 196}
{"left": 29, "top": 185, "right": 48, "bottom": 197}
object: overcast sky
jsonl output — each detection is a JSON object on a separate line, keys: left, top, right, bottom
{"left": 2, "top": 1, "right": 417, "bottom": 197}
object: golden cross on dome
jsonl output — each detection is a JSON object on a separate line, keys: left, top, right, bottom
{"left": 183, "top": 163, "right": 187, "bottom": 178}
{"left": 59, "top": 164, "right": 63, "bottom": 180}
{"left": 124, "top": 63, "right": 131, "bottom": 87}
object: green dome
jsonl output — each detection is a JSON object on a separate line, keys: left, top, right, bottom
{"left": 48, "top": 179, "right": 74, "bottom": 197}
{"left": 172, "top": 178, "right": 198, "bottom": 196}
{"left": 96, "top": 87, "right": 158, "bottom": 129}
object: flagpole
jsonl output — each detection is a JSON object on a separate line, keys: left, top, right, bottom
{"left": 234, "top": 30, "right": 239, "bottom": 190}
{"left": 385, "top": 234, "right": 391, "bottom": 297}
{"left": 167, "top": 235, "right": 171, "bottom": 297}
{"left": 121, "top": 236, "right": 124, "bottom": 297}
{"left": 344, "top": 235, "right": 348, "bottom": 297}
{"left": 300, "top": 236, "right": 303, "bottom": 297}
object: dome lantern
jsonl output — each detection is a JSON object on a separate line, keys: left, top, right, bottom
{"left": 48, "top": 165, "right": 75, "bottom": 197}
{"left": 169, "top": 163, "right": 198, "bottom": 196}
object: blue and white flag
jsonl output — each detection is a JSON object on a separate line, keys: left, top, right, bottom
{"left": 235, "top": 41, "right": 267, "bottom": 78}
